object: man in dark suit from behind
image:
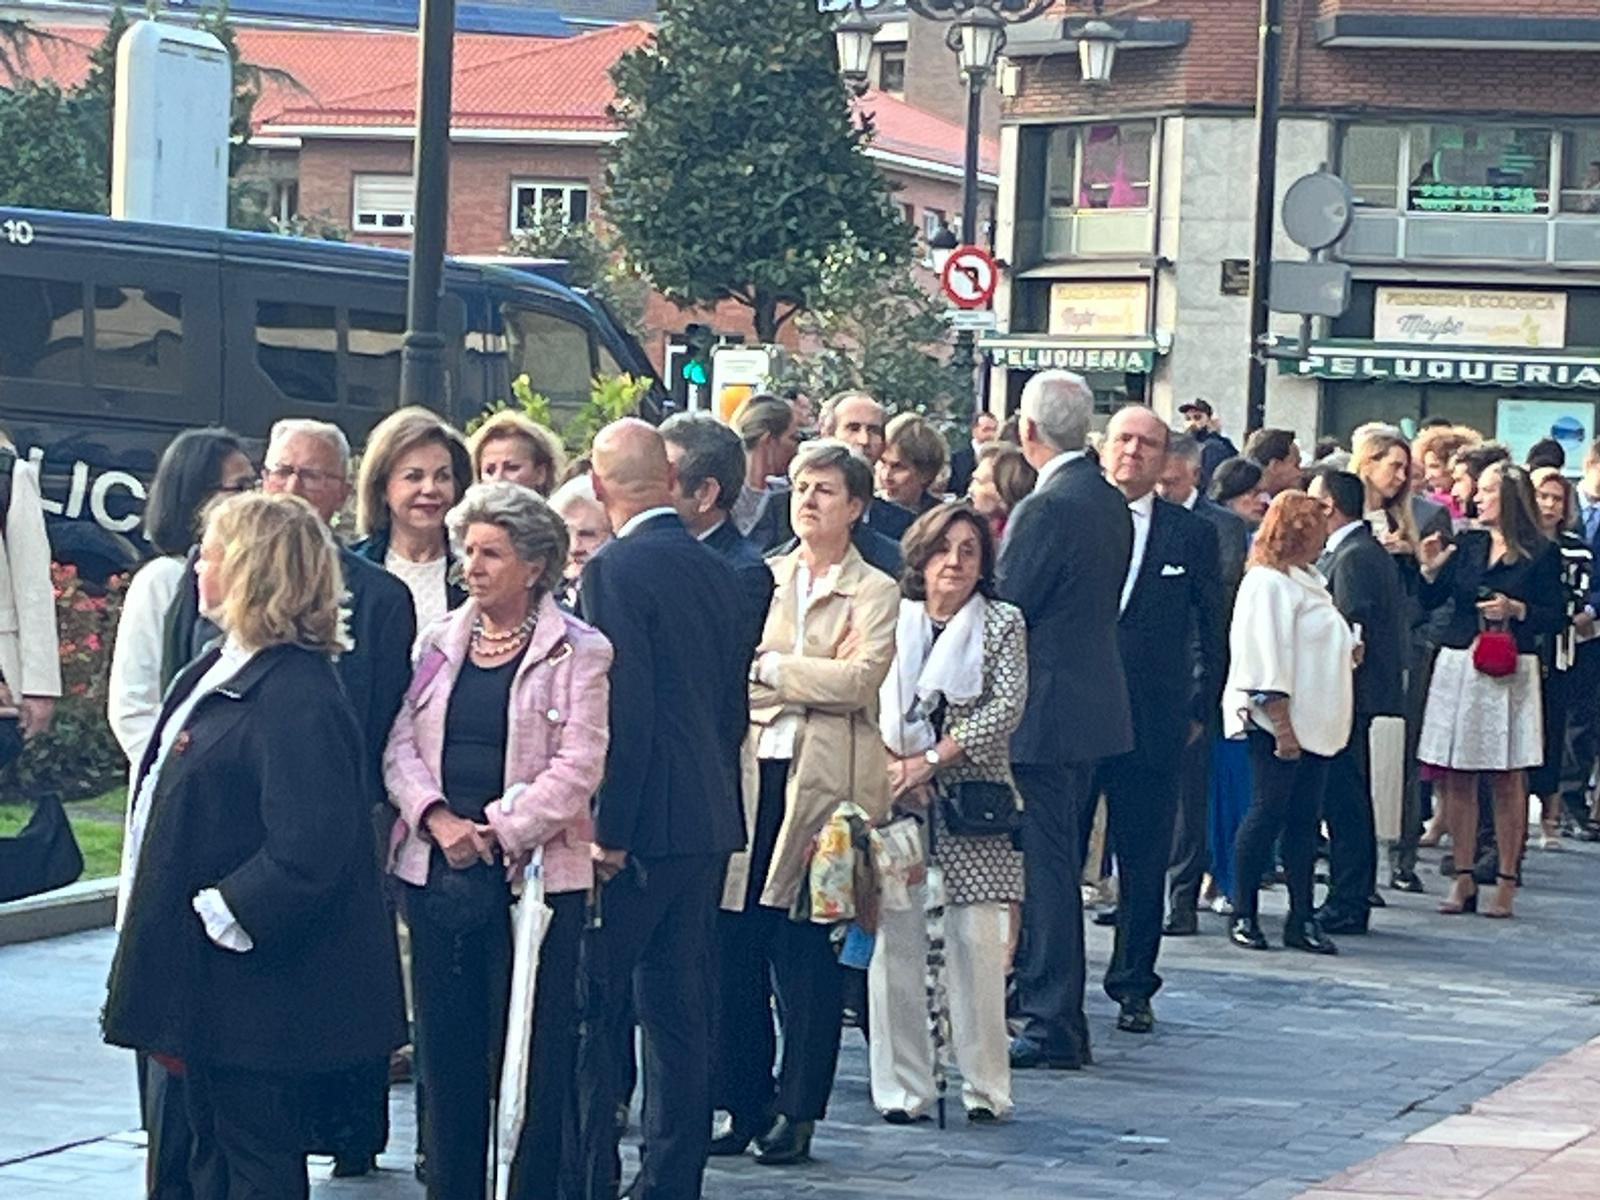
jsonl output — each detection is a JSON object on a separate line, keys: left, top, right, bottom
{"left": 659, "top": 411, "right": 775, "bottom": 666}
{"left": 1309, "top": 469, "right": 1407, "bottom": 934}
{"left": 1157, "top": 434, "right": 1249, "bottom": 933}
{"left": 578, "top": 419, "right": 748, "bottom": 1200}
{"left": 1096, "top": 408, "right": 1223, "bottom": 1032}
{"left": 998, "top": 369, "right": 1134, "bottom": 1071}
{"left": 947, "top": 409, "right": 1000, "bottom": 498}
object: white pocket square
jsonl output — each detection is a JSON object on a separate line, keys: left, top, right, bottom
{"left": 1160, "top": 563, "right": 1186, "bottom": 577}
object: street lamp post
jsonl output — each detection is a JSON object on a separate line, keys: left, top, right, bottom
{"left": 1245, "top": 0, "right": 1285, "bottom": 434}
{"left": 399, "top": 0, "right": 457, "bottom": 411}
{"left": 835, "top": 1, "right": 1120, "bottom": 411}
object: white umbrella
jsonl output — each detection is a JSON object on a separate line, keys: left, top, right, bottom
{"left": 491, "top": 847, "right": 552, "bottom": 1200}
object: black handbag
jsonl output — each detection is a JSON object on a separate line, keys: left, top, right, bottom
{"left": 939, "top": 778, "right": 1021, "bottom": 838}
{"left": 0, "top": 793, "right": 85, "bottom": 903}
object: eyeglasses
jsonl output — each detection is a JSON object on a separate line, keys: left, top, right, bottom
{"left": 264, "top": 464, "right": 339, "bottom": 488}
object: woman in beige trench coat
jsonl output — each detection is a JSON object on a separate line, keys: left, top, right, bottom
{"left": 708, "top": 438, "right": 900, "bottom": 1168}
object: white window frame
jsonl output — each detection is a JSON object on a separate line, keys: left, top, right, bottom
{"left": 352, "top": 174, "right": 415, "bottom": 233}
{"left": 509, "top": 180, "right": 592, "bottom": 235}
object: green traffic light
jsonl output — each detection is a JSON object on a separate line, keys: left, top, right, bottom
{"left": 683, "top": 360, "right": 709, "bottom": 386}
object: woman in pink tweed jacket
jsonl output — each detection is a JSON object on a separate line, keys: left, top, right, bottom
{"left": 382, "top": 482, "right": 611, "bottom": 1200}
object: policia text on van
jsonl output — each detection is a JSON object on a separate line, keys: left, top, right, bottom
{"left": 0, "top": 208, "right": 663, "bottom": 579}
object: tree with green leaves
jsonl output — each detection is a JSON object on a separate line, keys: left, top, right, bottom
{"left": 605, "top": 0, "right": 911, "bottom": 342}
{"left": 0, "top": 81, "right": 108, "bottom": 212}
{"left": 508, "top": 197, "right": 650, "bottom": 338}
{"left": 785, "top": 228, "right": 968, "bottom": 418}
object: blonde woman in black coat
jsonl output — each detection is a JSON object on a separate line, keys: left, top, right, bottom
{"left": 105, "top": 492, "right": 404, "bottom": 1200}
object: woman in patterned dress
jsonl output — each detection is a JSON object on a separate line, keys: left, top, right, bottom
{"left": 870, "top": 503, "right": 1028, "bottom": 1124}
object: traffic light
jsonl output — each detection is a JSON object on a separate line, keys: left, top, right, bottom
{"left": 682, "top": 323, "right": 715, "bottom": 389}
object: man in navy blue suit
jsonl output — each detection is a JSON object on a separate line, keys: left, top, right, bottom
{"left": 1095, "top": 408, "right": 1222, "bottom": 1033}
{"left": 660, "top": 412, "right": 775, "bottom": 664}
{"left": 578, "top": 420, "right": 749, "bottom": 1200}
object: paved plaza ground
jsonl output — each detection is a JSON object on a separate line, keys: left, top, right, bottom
{"left": 5, "top": 836, "right": 1600, "bottom": 1199}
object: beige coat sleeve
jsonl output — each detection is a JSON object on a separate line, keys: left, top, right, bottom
{"left": 752, "top": 574, "right": 899, "bottom": 715}
{"left": 4, "top": 460, "right": 62, "bottom": 698}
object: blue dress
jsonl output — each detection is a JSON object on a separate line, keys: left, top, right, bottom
{"left": 1207, "top": 736, "right": 1252, "bottom": 902}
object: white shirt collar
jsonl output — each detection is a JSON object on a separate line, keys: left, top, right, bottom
{"left": 1325, "top": 520, "right": 1361, "bottom": 556}
{"left": 1034, "top": 449, "right": 1086, "bottom": 491}
{"left": 1179, "top": 489, "right": 1199, "bottom": 510}
{"left": 1127, "top": 490, "right": 1156, "bottom": 519}
{"left": 696, "top": 518, "right": 726, "bottom": 542}
{"left": 615, "top": 506, "right": 677, "bottom": 539}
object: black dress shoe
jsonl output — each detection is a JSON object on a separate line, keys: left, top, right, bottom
{"left": 709, "top": 1114, "right": 771, "bottom": 1157}
{"left": 1229, "top": 917, "right": 1269, "bottom": 950}
{"left": 881, "top": 1109, "right": 928, "bottom": 1126}
{"left": 1093, "top": 907, "right": 1118, "bottom": 927}
{"left": 1008, "top": 1035, "right": 1084, "bottom": 1070}
{"left": 967, "top": 1106, "right": 998, "bottom": 1124}
{"left": 754, "top": 1116, "right": 813, "bottom": 1166}
{"left": 1367, "top": 891, "right": 1387, "bottom": 909}
{"left": 1283, "top": 918, "right": 1339, "bottom": 955}
{"left": 332, "top": 1153, "right": 375, "bottom": 1178}
{"left": 1390, "top": 870, "right": 1425, "bottom": 894}
{"left": 1161, "top": 912, "right": 1199, "bottom": 936}
{"left": 1315, "top": 911, "right": 1369, "bottom": 935}
{"left": 1117, "top": 998, "right": 1154, "bottom": 1033}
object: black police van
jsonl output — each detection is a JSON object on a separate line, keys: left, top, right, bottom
{"left": 0, "top": 208, "right": 663, "bottom": 577}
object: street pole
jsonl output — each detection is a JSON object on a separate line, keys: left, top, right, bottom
{"left": 1244, "top": 0, "right": 1283, "bottom": 434}
{"left": 955, "top": 72, "right": 984, "bottom": 417}
{"left": 399, "top": 0, "right": 457, "bottom": 411}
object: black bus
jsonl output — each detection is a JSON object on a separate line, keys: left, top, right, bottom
{"left": 0, "top": 208, "right": 663, "bottom": 576}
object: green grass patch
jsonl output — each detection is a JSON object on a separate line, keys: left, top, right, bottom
{"left": 0, "top": 786, "right": 126, "bottom": 882}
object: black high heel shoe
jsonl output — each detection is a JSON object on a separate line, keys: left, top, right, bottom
{"left": 1438, "top": 869, "right": 1477, "bottom": 915}
{"left": 1229, "top": 916, "right": 1269, "bottom": 950}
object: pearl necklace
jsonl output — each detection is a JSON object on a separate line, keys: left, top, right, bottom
{"left": 472, "top": 613, "right": 536, "bottom": 658}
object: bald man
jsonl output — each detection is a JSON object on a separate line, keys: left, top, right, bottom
{"left": 577, "top": 419, "right": 748, "bottom": 1199}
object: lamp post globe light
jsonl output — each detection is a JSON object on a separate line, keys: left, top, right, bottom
{"left": 929, "top": 223, "right": 959, "bottom": 275}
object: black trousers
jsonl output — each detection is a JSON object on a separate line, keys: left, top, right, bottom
{"left": 1166, "top": 726, "right": 1214, "bottom": 915}
{"left": 1012, "top": 761, "right": 1096, "bottom": 1062}
{"left": 184, "top": 1063, "right": 308, "bottom": 1200}
{"left": 1561, "top": 642, "right": 1600, "bottom": 816}
{"left": 1393, "top": 641, "right": 1436, "bottom": 875}
{"left": 1233, "top": 731, "right": 1332, "bottom": 924}
{"left": 142, "top": 1056, "right": 195, "bottom": 1200}
{"left": 1098, "top": 753, "right": 1180, "bottom": 1004}
{"left": 576, "top": 852, "right": 725, "bottom": 1200}
{"left": 1322, "top": 714, "right": 1376, "bottom": 921}
{"left": 408, "top": 887, "right": 584, "bottom": 1200}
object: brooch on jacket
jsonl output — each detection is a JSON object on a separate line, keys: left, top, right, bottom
{"left": 173, "top": 730, "right": 193, "bottom": 756}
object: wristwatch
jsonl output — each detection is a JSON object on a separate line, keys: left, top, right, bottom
{"left": 923, "top": 748, "right": 941, "bottom": 768}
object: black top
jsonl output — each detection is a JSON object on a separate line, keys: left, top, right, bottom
{"left": 1319, "top": 524, "right": 1407, "bottom": 717}
{"left": 1419, "top": 529, "right": 1565, "bottom": 653}
{"left": 441, "top": 645, "right": 526, "bottom": 820}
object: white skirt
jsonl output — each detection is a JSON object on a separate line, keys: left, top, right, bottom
{"left": 1417, "top": 646, "right": 1543, "bottom": 773}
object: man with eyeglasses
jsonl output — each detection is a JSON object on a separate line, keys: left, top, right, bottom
{"left": 163, "top": 418, "right": 415, "bottom": 1178}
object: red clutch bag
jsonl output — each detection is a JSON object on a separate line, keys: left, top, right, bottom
{"left": 1471, "top": 628, "right": 1518, "bottom": 678}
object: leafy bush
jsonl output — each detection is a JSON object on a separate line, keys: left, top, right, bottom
{"left": 0, "top": 565, "right": 128, "bottom": 803}
{"left": 469, "top": 372, "right": 651, "bottom": 457}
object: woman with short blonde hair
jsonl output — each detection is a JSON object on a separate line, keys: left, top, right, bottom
{"left": 106, "top": 491, "right": 403, "bottom": 1199}
{"left": 468, "top": 411, "right": 566, "bottom": 496}
{"left": 353, "top": 407, "right": 473, "bottom": 632}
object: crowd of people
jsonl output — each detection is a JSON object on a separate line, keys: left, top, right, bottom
{"left": 0, "top": 369, "right": 1590, "bottom": 1200}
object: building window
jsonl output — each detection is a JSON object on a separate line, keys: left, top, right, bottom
{"left": 922, "top": 208, "right": 947, "bottom": 243}
{"left": 1340, "top": 123, "right": 1555, "bottom": 216}
{"left": 1046, "top": 122, "right": 1155, "bottom": 212}
{"left": 510, "top": 181, "right": 591, "bottom": 234}
{"left": 878, "top": 47, "right": 906, "bottom": 94}
{"left": 1562, "top": 130, "right": 1600, "bottom": 213}
{"left": 352, "top": 174, "right": 415, "bottom": 233}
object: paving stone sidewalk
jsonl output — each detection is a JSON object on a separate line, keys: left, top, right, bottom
{"left": 5, "top": 838, "right": 1600, "bottom": 1199}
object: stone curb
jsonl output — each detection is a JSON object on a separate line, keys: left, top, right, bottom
{"left": 0, "top": 878, "right": 117, "bottom": 947}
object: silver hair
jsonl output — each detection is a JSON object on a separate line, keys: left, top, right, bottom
{"left": 267, "top": 418, "right": 351, "bottom": 475}
{"left": 788, "top": 437, "right": 874, "bottom": 503}
{"left": 1019, "top": 370, "right": 1093, "bottom": 453}
{"left": 549, "top": 473, "right": 600, "bottom": 514}
{"left": 446, "top": 481, "right": 569, "bottom": 597}
{"left": 1167, "top": 433, "right": 1202, "bottom": 467}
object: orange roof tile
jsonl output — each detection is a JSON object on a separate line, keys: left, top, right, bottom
{"left": 854, "top": 88, "right": 1000, "bottom": 177}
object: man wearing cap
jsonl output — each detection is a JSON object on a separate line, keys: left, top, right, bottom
{"left": 1179, "top": 400, "right": 1237, "bottom": 493}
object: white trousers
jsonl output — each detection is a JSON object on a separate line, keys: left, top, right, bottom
{"left": 867, "top": 893, "right": 1013, "bottom": 1118}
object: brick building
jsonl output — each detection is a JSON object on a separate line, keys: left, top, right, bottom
{"left": 986, "top": 0, "right": 1600, "bottom": 448}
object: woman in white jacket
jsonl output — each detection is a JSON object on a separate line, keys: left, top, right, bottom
{"left": 1223, "top": 490, "right": 1358, "bottom": 956}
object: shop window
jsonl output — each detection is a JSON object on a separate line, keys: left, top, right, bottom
{"left": 504, "top": 305, "right": 592, "bottom": 408}
{"left": 878, "top": 47, "right": 906, "bottom": 94}
{"left": 352, "top": 174, "right": 415, "bottom": 233}
{"left": 1561, "top": 130, "right": 1600, "bottom": 214}
{"left": 93, "top": 285, "right": 183, "bottom": 393}
{"left": 0, "top": 274, "right": 84, "bottom": 383}
{"left": 1406, "top": 125, "right": 1550, "bottom": 215}
{"left": 1045, "top": 122, "right": 1154, "bottom": 212}
{"left": 346, "top": 308, "right": 405, "bottom": 408}
{"left": 510, "top": 181, "right": 591, "bottom": 234}
{"left": 257, "top": 300, "right": 337, "bottom": 403}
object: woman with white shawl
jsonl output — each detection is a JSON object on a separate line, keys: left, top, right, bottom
{"left": 869, "top": 503, "right": 1029, "bottom": 1125}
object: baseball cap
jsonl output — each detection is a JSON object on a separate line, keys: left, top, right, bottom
{"left": 1178, "top": 399, "right": 1213, "bottom": 417}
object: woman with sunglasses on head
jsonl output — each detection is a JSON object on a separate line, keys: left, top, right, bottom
{"left": 1417, "top": 462, "right": 1564, "bottom": 919}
